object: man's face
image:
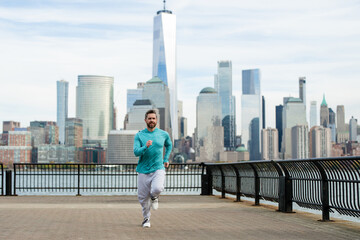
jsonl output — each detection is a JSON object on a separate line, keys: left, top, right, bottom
{"left": 145, "top": 113, "right": 157, "bottom": 129}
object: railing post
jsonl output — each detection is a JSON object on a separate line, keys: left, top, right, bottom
{"left": 279, "top": 176, "right": 293, "bottom": 212}
{"left": 5, "top": 170, "right": 13, "bottom": 196}
{"left": 275, "top": 162, "right": 293, "bottom": 213}
{"left": 219, "top": 166, "right": 226, "bottom": 198}
{"left": 314, "top": 161, "right": 330, "bottom": 221}
{"left": 77, "top": 164, "right": 81, "bottom": 196}
{"left": 231, "top": 165, "right": 241, "bottom": 202}
{"left": 249, "top": 164, "right": 260, "bottom": 205}
{"left": 200, "top": 164, "right": 213, "bottom": 196}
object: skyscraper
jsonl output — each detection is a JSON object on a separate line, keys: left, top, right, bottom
{"left": 310, "top": 101, "right": 317, "bottom": 128}
{"left": 113, "top": 106, "right": 117, "bottom": 130}
{"left": 76, "top": 75, "right": 114, "bottom": 147}
{"left": 57, "top": 80, "right": 68, "bottom": 144}
{"left": 336, "top": 105, "right": 348, "bottom": 143}
{"left": 282, "top": 97, "right": 307, "bottom": 159}
{"left": 299, "top": 77, "right": 306, "bottom": 108}
{"left": 195, "top": 87, "right": 223, "bottom": 162}
{"left": 153, "top": 3, "right": 178, "bottom": 140}
{"left": 215, "top": 61, "right": 236, "bottom": 150}
{"left": 177, "top": 101, "right": 187, "bottom": 138}
{"left": 275, "top": 105, "right": 283, "bottom": 153}
{"left": 261, "top": 128, "right": 279, "bottom": 160}
{"left": 291, "top": 125, "right": 309, "bottom": 159}
{"left": 320, "top": 94, "right": 329, "bottom": 127}
{"left": 349, "top": 116, "right": 358, "bottom": 141}
{"left": 262, "top": 96, "right": 266, "bottom": 129}
{"left": 242, "top": 69, "right": 261, "bottom": 160}
{"left": 329, "top": 108, "right": 336, "bottom": 142}
{"left": 309, "top": 126, "right": 331, "bottom": 158}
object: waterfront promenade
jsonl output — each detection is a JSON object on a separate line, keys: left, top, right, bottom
{"left": 0, "top": 195, "right": 360, "bottom": 240}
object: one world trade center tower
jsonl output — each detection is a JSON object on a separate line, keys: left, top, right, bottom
{"left": 153, "top": 1, "right": 178, "bottom": 140}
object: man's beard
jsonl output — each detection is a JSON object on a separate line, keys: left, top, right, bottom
{"left": 147, "top": 122, "right": 156, "bottom": 129}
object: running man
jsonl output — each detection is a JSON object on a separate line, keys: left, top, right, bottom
{"left": 133, "top": 109, "right": 172, "bottom": 228}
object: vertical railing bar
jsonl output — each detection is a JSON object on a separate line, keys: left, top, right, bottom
{"left": 77, "top": 164, "right": 81, "bottom": 196}
{"left": 184, "top": 164, "right": 186, "bottom": 191}
{"left": 0, "top": 164, "right": 2, "bottom": 195}
{"left": 231, "top": 164, "right": 241, "bottom": 202}
{"left": 123, "top": 164, "right": 131, "bottom": 192}
{"left": 13, "top": 164, "right": 17, "bottom": 196}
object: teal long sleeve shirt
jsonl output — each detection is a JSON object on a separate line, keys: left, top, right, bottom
{"left": 133, "top": 128, "right": 172, "bottom": 174}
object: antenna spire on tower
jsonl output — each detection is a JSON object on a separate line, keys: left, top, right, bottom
{"left": 156, "top": 0, "right": 172, "bottom": 15}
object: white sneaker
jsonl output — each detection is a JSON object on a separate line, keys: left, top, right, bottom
{"left": 151, "top": 197, "right": 159, "bottom": 210}
{"left": 142, "top": 218, "right": 150, "bottom": 228}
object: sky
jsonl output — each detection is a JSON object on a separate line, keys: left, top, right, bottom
{"left": 1, "top": 0, "right": 360, "bottom": 136}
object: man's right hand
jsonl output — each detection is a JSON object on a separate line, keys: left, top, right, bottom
{"left": 146, "top": 140, "right": 153, "bottom": 148}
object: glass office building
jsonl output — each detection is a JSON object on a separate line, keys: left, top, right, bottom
{"left": 241, "top": 69, "right": 261, "bottom": 160}
{"left": 214, "top": 61, "right": 236, "bottom": 150}
{"left": 57, "top": 80, "right": 68, "bottom": 144}
{"left": 349, "top": 116, "right": 358, "bottom": 141}
{"left": 329, "top": 108, "right": 336, "bottom": 142}
{"left": 76, "top": 75, "right": 114, "bottom": 147}
{"left": 282, "top": 97, "right": 307, "bottom": 159}
{"left": 196, "top": 87, "right": 222, "bottom": 139}
{"left": 196, "top": 87, "right": 223, "bottom": 161}
{"left": 153, "top": 6, "right": 178, "bottom": 140}
{"left": 276, "top": 105, "right": 283, "bottom": 153}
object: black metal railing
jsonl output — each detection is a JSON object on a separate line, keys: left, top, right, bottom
{"left": 201, "top": 157, "right": 360, "bottom": 221}
{"left": 0, "top": 163, "right": 3, "bottom": 195}
{"left": 4, "top": 158, "right": 360, "bottom": 221}
{"left": 12, "top": 163, "right": 203, "bottom": 195}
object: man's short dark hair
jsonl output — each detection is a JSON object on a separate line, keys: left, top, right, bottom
{"left": 145, "top": 109, "right": 157, "bottom": 119}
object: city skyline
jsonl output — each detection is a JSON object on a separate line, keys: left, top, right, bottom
{"left": 1, "top": 1, "right": 360, "bottom": 136}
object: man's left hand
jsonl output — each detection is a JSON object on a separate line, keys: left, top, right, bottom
{"left": 164, "top": 162, "right": 169, "bottom": 168}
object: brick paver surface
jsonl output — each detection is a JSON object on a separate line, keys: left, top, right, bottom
{"left": 0, "top": 195, "right": 359, "bottom": 240}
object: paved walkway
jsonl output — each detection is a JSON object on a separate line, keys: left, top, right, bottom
{"left": 0, "top": 195, "right": 360, "bottom": 240}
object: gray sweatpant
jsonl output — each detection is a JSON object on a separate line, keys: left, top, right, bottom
{"left": 137, "top": 169, "right": 166, "bottom": 219}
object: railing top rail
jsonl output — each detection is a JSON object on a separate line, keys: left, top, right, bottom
{"left": 201, "top": 156, "right": 360, "bottom": 166}
{"left": 279, "top": 156, "right": 360, "bottom": 163}
{"left": 13, "top": 163, "right": 201, "bottom": 166}
{"left": 201, "top": 160, "right": 274, "bottom": 166}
